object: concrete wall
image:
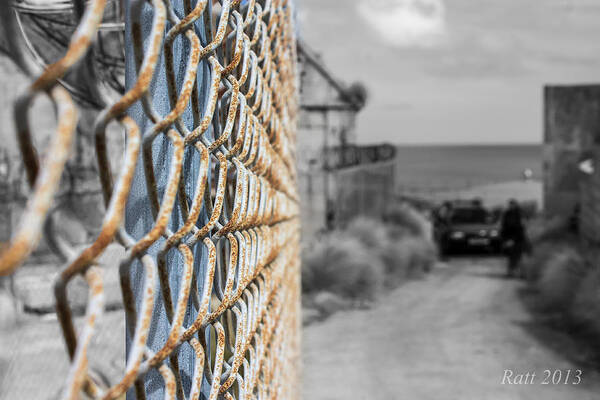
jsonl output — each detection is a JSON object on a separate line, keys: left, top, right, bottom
{"left": 579, "top": 144, "right": 600, "bottom": 243}
{"left": 297, "top": 110, "right": 354, "bottom": 237}
{"left": 543, "top": 85, "right": 600, "bottom": 218}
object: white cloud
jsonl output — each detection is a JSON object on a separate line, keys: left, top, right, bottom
{"left": 357, "top": 0, "right": 447, "bottom": 48}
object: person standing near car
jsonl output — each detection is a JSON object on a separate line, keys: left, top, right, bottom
{"left": 436, "top": 201, "right": 453, "bottom": 227}
{"left": 433, "top": 201, "right": 453, "bottom": 253}
{"left": 500, "top": 199, "right": 526, "bottom": 277}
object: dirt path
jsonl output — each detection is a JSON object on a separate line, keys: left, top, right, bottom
{"left": 302, "top": 257, "right": 600, "bottom": 400}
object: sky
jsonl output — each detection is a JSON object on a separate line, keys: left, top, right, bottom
{"left": 295, "top": 0, "right": 600, "bottom": 145}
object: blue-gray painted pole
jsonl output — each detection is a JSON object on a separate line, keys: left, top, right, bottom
{"left": 124, "top": 1, "right": 213, "bottom": 398}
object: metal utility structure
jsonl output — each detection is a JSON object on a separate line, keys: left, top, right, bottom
{"left": 0, "top": 1, "right": 301, "bottom": 399}
{"left": 296, "top": 41, "right": 396, "bottom": 235}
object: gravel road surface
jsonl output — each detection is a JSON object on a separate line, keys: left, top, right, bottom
{"left": 303, "top": 257, "right": 600, "bottom": 400}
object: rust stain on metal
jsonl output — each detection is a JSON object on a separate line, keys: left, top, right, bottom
{"left": 0, "top": 86, "right": 77, "bottom": 275}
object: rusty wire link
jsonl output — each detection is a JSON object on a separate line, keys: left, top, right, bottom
{"left": 0, "top": 0, "right": 108, "bottom": 275}
{"left": 1, "top": 0, "right": 301, "bottom": 399}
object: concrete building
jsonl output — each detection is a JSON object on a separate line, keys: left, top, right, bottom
{"left": 544, "top": 84, "right": 600, "bottom": 241}
{"left": 296, "top": 40, "right": 362, "bottom": 237}
{"left": 297, "top": 41, "right": 395, "bottom": 237}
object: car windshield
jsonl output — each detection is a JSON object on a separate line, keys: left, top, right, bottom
{"left": 450, "top": 207, "right": 489, "bottom": 224}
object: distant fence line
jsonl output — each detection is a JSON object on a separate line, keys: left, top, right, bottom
{"left": 323, "top": 143, "right": 396, "bottom": 171}
{"left": 297, "top": 144, "right": 397, "bottom": 235}
{"left": 315, "top": 144, "right": 397, "bottom": 229}
{"left": 332, "top": 160, "right": 395, "bottom": 227}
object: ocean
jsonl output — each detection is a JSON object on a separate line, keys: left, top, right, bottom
{"left": 394, "top": 144, "right": 542, "bottom": 191}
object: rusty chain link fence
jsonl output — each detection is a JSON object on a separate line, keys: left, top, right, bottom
{"left": 0, "top": 0, "right": 301, "bottom": 398}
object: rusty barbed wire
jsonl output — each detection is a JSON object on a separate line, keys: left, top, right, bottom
{"left": 0, "top": 0, "right": 301, "bottom": 399}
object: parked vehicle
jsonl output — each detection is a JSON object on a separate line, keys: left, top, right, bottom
{"left": 433, "top": 200, "right": 502, "bottom": 256}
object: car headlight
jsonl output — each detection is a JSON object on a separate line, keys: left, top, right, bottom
{"left": 450, "top": 231, "right": 465, "bottom": 239}
{"left": 489, "top": 229, "right": 499, "bottom": 237}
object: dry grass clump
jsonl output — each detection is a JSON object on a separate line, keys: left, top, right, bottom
{"left": 384, "top": 204, "right": 430, "bottom": 239}
{"left": 302, "top": 235, "right": 385, "bottom": 302}
{"left": 380, "top": 237, "right": 436, "bottom": 288}
{"left": 302, "top": 204, "right": 438, "bottom": 320}
{"left": 521, "top": 218, "right": 600, "bottom": 343}
{"left": 521, "top": 241, "right": 566, "bottom": 283}
{"left": 570, "top": 268, "right": 600, "bottom": 332}
{"left": 535, "top": 248, "right": 586, "bottom": 311}
{"left": 521, "top": 216, "right": 577, "bottom": 284}
{"left": 345, "top": 217, "right": 389, "bottom": 250}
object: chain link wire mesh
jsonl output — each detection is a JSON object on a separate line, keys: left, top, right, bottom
{"left": 0, "top": 0, "right": 301, "bottom": 398}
